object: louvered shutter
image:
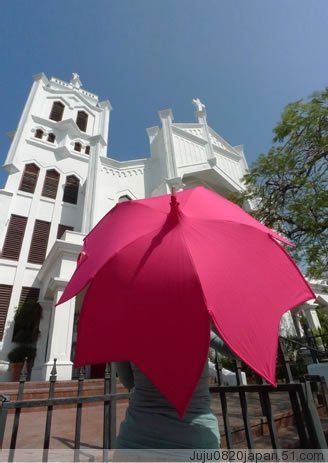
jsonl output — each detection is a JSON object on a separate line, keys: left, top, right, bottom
{"left": 1, "top": 215, "right": 27, "bottom": 260}
{"left": 0, "top": 285, "right": 13, "bottom": 340}
{"left": 49, "top": 101, "right": 64, "bottom": 121}
{"left": 19, "top": 164, "right": 40, "bottom": 194}
{"left": 28, "top": 220, "right": 51, "bottom": 264}
{"left": 57, "top": 224, "right": 74, "bottom": 239}
{"left": 76, "top": 111, "right": 88, "bottom": 132}
{"left": 63, "top": 176, "right": 79, "bottom": 204}
{"left": 42, "top": 170, "right": 60, "bottom": 199}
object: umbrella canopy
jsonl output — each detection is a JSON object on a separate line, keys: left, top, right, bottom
{"left": 57, "top": 186, "right": 315, "bottom": 416}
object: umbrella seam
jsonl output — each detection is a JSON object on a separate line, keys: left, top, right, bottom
{"left": 83, "top": 201, "right": 167, "bottom": 241}
{"left": 177, "top": 224, "right": 212, "bottom": 411}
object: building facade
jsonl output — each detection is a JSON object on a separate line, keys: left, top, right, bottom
{"left": 0, "top": 73, "right": 326, "bottom": 381}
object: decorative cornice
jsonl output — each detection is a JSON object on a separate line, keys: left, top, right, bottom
{"left": 212, "top": 144, "right": 243, "bottom": 162}
{"left": 100, "top": 166, "right": 144, "bottom": 177}
{"left": 49, "top": 76, "right": 98, "bottom": 101}
{"left": 101, "top": 156, "right": 149, "bottom": 169}
{"left": 171, "top": 125, "right": 207, "bottom": 146}
{"left": 208, "top": 127, "right": 242, "bottom": 158}
{"left": 45, "top": 85, "right": 101, "bottom": 111}
{"left": 53, "top": 118, "right": 91, "bottom": 138}
{"left": 174, "top": 123, "right": 203, "bottom": 129}
{"left": 31, "top": 115, "right": 91, "bottom": 140}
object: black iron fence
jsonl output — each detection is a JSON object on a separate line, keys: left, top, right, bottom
{"left": 212, "top": 344, "right": 328, "bottom": 449}
{"left": 0, "top": 340, "right": 327, "bottom": 461}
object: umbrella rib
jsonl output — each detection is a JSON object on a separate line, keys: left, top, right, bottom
{"left": 83, "top": 201, "right": 167, "bottom": 241}
{"left": 89, "top": 225, "right": 166, "bottom": 282}
{"left": 182, "top": 216, "right": 292, "bottom": 246}
{"left": 178, "top": 225, "right": 210, "bottom": 314}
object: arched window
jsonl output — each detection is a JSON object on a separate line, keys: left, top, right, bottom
{"left": 47, "top": 133, "right": 56, "bottom": 143}
{"left": 76, "top": 111, "right": 88, "bottom": 132}
{"left": 42, "top": 169, "right": 60, "bottom": 199}
{"left": 63, "top": 175, "right": 79, "bottom": 204}
{"left": 74, "top": 142, "right": 82, "bottom": 152}
{"left": 85, "top": 146, "right": 90, "bottom": 155}
{"left": 35, "top": 129, "right": 43, "bottom": 139}
{"left": 49, "top": 101, "right": 65, "bottom": 121}
{"left": 118, "top": 195, "right": 132, "bottom": 203}
{"left": 19, "top": 163, "right": 40, "bottom": 194}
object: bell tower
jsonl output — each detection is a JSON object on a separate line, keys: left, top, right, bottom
{"left": 0, "top": 73, "right": 112, "bottom": 379}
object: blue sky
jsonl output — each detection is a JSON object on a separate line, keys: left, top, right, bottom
{"left": 1, "top": 0, "right": 328, "bottom": 188}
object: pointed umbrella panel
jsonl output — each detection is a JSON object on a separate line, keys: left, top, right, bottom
{"left": 57, "top": 186, "right": 315, "bottom": 416}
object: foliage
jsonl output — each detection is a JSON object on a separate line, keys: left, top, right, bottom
{"left": 7, "top": 344, "right": 36, "bottom": 363}
{"left": 315, "top": 308, "right": 328, "bottom": 334}
{"left": 229, "top": 88, "right": 328, "bottom": 279}
{"left": 12, "top": 301, "right": 42, "bottom": 344}
{"left": 8, "top": 300, "right": 42, "bottom": 364}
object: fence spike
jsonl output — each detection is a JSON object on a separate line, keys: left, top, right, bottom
{"left": 50, "top": 358, "right": 57, "bottom": 382}
{"left": 78, "top": 366, "right": 85, "bottom": 381}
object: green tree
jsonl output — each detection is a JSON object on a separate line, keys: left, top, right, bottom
{"left": 230, "top": 89, "right": 328, "bottom": 279}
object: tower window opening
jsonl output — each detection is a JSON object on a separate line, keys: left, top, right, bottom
{"left": 85, "top": 146, "right": 90, "bottom": 155}
{"left": 49, "top": 101, "right": 65, "bottom": 121}
{"left": 76, "top": 111, "right": 88, "bottom": 132}
{"left": 47, "top": 133, "right": 56, "bottom": 143}
{"left": 74, "top": 142, "right": 82, "bottom": 152}
{"left": 63, "top": 175, "right": 79, "bottom": 204}
{"left": 42, "top": 169, "right": 60, "bottom": 199}
{"left": 35, "top": 129, "right": 44, "bottom": 139}
{"left": 19, "top": 163, "right": 40, "bottom": 194}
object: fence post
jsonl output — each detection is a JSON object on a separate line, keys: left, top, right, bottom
{"left": 299, "top": 379, "right": 327, "bottom": 449}
{"left": 305, "top": 328, "right": 319, "bottom": 363}
{"left": 0, "top": 394, "right": 9, "bottom": 450}
{"left": 109, "top": 363, "right": 117, "bottom": 448}
{"left": 278, "top": 338, "right": 293, "bottom": 382}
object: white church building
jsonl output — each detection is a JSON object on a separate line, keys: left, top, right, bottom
{"left": 0, "top": 73, "right": 326, "bottom": 382}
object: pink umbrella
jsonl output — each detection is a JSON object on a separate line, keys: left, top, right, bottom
{"left": 57, "top": 186, "right": 315, "bottom": 416}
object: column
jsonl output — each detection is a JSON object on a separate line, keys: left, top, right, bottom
{"left": 41, "top": 285, "right": 76, "bottom": 380}
{"left": 301, "top": 302, "right": 321, "bottom": 331}
{"left": 159, "top": 109, "right": 182, "bottom": 192}
{"left": 30, "top": 300, "right": 53, "bottom": 380}
{"left": 81, "top": 140, "right": 101, "bottom": 234}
